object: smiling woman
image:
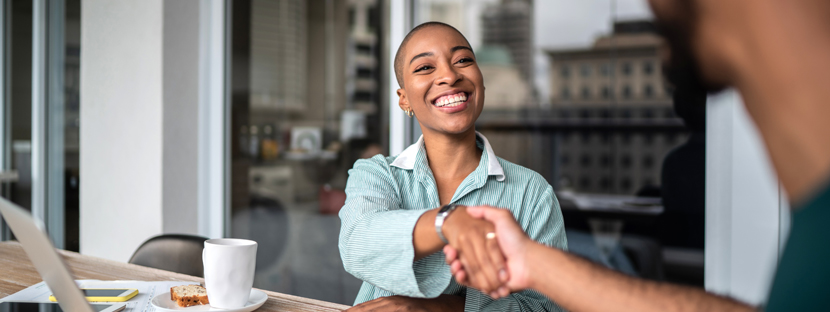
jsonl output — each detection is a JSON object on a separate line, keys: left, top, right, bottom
{"left": 338, "top": 22, "right": 567, "bottom": 312}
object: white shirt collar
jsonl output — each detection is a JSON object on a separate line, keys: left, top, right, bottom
{"left": 390, "top": 131, "right": 506, "bottom": 182}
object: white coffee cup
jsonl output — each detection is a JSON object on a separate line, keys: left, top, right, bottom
{"left": 203, "top": 238, "right": 257, "bottom": 309}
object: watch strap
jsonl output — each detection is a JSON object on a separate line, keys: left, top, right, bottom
{"left": 435, "top": 204, "right": 458, "bottom": 244}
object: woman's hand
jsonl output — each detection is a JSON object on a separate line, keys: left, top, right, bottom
{"left": 444, "top": 205, "right": 536, "bottom": 299}
{"left": 346, "top": 295, "right": 465, "bottom": 312}
{"left": 441, "top": 206, "right": 509, "bottom": 295}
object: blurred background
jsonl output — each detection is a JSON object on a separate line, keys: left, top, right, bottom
{"left": 0, "top": 0, "right": 788, "bottom": 307}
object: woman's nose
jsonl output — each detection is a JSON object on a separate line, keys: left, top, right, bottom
{"left": 435, "top": 64, "right": 462, "bottom": 85}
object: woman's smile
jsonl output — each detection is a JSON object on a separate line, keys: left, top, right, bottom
{"left": 432, "top": 91, "right": 468, "bottom": 107}
{"left": 429, "top": 90, "right": 473, "bottom": 113}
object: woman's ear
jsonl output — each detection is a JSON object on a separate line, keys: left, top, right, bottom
{"left": 397, "top": 88, "right": 410, "bottom": 111}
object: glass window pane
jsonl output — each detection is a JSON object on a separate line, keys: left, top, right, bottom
{"left": 228, "top": 0, "right": 385, "bottom": 304}
{"left": 413, "top": 0, "right": 704, "bottom": 289}
{"left": 1, "top": 0, "right": 80, "bottom": 251}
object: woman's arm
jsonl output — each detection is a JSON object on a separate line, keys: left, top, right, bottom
{"left": 339, "top": 157, "right": 443, "bottom": 297}
{"left": 339, "top": 157, "right": 507, "bottom": 297}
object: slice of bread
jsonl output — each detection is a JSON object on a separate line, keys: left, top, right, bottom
{"left": 170, "top": 284, "right": 210, "bottom": 307}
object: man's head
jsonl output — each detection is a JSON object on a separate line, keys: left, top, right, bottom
{"left": 394, "top": 22, "right": 485, "bottom": 136}
{"left": 648, "top": 0, "right": 741, "bottom": 93}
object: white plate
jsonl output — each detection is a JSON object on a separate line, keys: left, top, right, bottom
{"left": 150, "top": 289, "right": 267, "bottom": 312}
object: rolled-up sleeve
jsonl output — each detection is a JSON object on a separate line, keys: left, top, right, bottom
{"left": 477, "top": 183, "right": 568, "bottom": 312}
{"left": 338, "top": 156, "right": 449, "bottom": 298}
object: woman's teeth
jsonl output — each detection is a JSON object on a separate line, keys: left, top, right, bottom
{"left": 433, "top": 93, "right": 467, "bottom": 107}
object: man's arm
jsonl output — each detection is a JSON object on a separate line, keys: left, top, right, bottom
{"left": 446, "top": 206, "right": 755, "bottom": 312}
{"left": 524, "top": 243, "right": 753, "bottom": 312}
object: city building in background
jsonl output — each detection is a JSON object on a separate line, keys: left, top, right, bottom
{"left": 545, "top": 20, "right": 683, "bottom": 194}
{"left": 482, "top": 0, "right": 534, "bottom": 87}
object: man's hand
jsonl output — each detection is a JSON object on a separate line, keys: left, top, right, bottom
{"left": 346, "top": 295, "right": 464, "bottom": 312}
{"left": 441, "top": 206, "right": 508, "bottom": 294}
{"left": 444, "top": 205, "right": 536, "bottom": 299}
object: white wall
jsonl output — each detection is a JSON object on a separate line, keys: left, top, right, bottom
{"left": 162, "top": 0, "right": 200, "bottom": 234}
{"left": 705, "top": 90, "right": 789, "bottom": 305}
{"left": 81, "top": 0, "right": 223, "bottom": 262}
{"left": 80, "top": 0, "right": 165, "bottom": 262}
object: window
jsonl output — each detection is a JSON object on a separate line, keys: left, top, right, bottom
{"left": 228, "top": 0, "right": 385, "bottom": 303}
{"left": 581, "top": 131, "right": 591, "bottom": 143}
{"left": 622, "top": 85, "right": 632, "bottom": 99}
{"left": 600, "top": 176, "right": 612, "bottom": 190}
{"left": 642, "top": 155, "right": 654, "bottom": 169}
{"left": 413, "top": 0, "right": 703, "bottom": 290}
{"left": 643, "top": 61, "right": 654, "bottom": 75}
{"left": 600, "top": 62, "right": 611, "bottom": 76}
{"left": 621, "top": 133, "right": 632, "bottom": 145}
{"left": 644, "top": 84, "right": 654, "bottom": 98}
{"left": 581, "top": 154, "right": 592, "bottom": 168}
{"left": 580, "top": 176, "right": 592, "bottom": 189}
{"left": 580, "top": 109, "right": 591, "bottom": 119}
{"left": 561, "top": 65, "right": 570, "bottom": 78}
{"left": 601, "top": 154, "right": 611, "bottom": 167}
{"left": 1, "top": 0, "right": 83, "bottom": 251}
{"left": 621, "top": 61, "right": 632, "bottom": 76}
{"left": 644, "top": 134, "right": 654, "bottom": 145}
{"left": 621, "top": 154, "right": 633, "bottom": 168}
{"left": 600, "top": 109, "right": 612, "bottom": 119}
{"left": 620, "top": 177, "right": 633, "bottom": 191}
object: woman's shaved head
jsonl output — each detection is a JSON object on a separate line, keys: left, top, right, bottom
{"left": 394, "top": 22, "right": 472, "bottom": 87}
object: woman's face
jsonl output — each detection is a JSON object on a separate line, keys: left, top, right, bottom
{"left": 398, "top": 26, "right": 485, "bottom": 136}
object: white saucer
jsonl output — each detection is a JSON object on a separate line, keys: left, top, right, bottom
{"left": 150, "top": 289, "right": 267, "bottom": 311}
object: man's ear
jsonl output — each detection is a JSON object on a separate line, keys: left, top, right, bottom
{"left": 397, "top": 89, "right": 409, "bottom": 111}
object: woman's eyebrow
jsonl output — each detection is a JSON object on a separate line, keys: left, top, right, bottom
{"left": 409, "top": 52, "right": 434, "bottom": 65}
{"left": 451, "top": 46, "right": 473, "bottom": 53}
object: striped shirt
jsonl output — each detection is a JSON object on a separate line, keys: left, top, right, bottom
{"left": 339, "top": 132, "right": 567, "bottom": 311}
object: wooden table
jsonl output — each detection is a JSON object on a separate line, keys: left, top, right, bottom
{"left": 0, "top": 242, "right": 350, "bottom": 311}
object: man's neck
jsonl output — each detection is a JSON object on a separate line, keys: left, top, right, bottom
{"left": 731, "top": 1, "right": 830, "bottom": 203}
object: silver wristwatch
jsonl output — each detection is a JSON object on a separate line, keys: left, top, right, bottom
{"left": 435, "top": 204, "right": 459, "bottom": 244}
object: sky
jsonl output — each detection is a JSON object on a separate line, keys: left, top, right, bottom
{"left": 534, "top": 0, "right": 654, "bottom": 104}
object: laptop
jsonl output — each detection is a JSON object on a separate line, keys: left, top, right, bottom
{"left": 0, "top": 196, "right": 125, "bottom": 312}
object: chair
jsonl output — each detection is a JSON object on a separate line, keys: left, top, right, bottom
{"left": 129, "top": 234, "right": 208, "bottom": 277}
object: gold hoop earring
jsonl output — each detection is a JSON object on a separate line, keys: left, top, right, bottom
{"left": 405, "top": 108, "right": 414, "bottom": 118}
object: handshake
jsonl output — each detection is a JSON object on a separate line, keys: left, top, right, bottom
{"left": 440, "top": 205, "right": 540, "bottom": 299}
